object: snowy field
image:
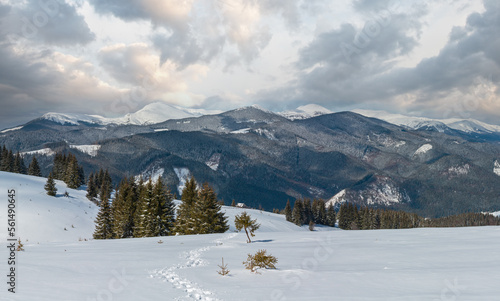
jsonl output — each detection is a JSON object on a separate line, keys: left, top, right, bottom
{"left": 1, "top": 172, "right": 500, "bottom": 300}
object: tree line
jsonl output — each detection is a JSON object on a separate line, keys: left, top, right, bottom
{"left": 44, "top": 152, "right": 86, "bottom": 196}
{"left": 1, "top": 145, "right": 42, "bottom": 176}
{"left": 335, "top": 202, "right": 500, "bottom": 230}
{"left": 283, "top": 198, "right": 336, "bottom": 227}
{"left": 93, "top": 176, "right": 229, "bottom": 239}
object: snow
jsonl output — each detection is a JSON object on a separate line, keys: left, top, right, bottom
{"left": 230, "top": 128, "right": 251, "bottom": 134}
{"left": 1, "top": 171, "right": 500, "bottom": 300}
{"left": 174, "top": 167, "right": 191, "bottom": 195}
{"left": 69, "top": 144, "right": 101, "bottom": 157}
{"left": 326, "top": 189, "right": 346, "bottom": 208}
{"left": 414, "top": 143, "right": 433, "bottom": 156}
{"left": 41, "top": 102, "right": 222, "bottom": 126}
{"left": 494, "top": 160, "right": 500, "bottom": 176}
{"left": 136, "top": 167, "right": 165, "bottom": 183}
{"left": 0, "top": 126, "right": 23, "bottom": 133}
{"left": 448, "top": 164, "right": 470, "bottom": 176}
{"left": 0, "top": 171, "right": 98, "bottom": 243}
{"left": 280, "top": 104, "right": 333, "bottom": 120}
{"left": 20, "top": 148, "right": 56, "bottom": 157}
{"left": 353, "top": 109, "right": 500, "bottom": 134}
{"left": 206, "top": 153, "right": 221, "bottom": 171}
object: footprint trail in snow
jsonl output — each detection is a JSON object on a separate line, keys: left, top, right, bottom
{"left": 152, "top": 233, "right": 237, "bottom": 301}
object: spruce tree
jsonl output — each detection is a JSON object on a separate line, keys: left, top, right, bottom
{"left": 173, "top": 176, "right": 199, "bottom": 235}
{"left": 52, "top": 153, "right": 67, "bottom": 180}
{"left": 13, "top": 152, "right": 26, "bottom": 174}
{"left": 134, "top": 179, "right": 155, "bottom": 237}
{"left": 284, "top": 199, "right": 292, "bottom": 222}
{"left": 326, "top": 205, "right": 336, "bottom": 227}
{"left": 113, "top": 177, "right": 138, "bottom": 238}
{"left": 2, "top": 150, "right": 14, "bottom": 172}
{"left": 235, "top": 211, "right": 260, "bottom": 243}
{"left": 93, "top": 186, "right": 113, "bottom": 239}
{"left": 28, "top": 156, "right": 42, "bottom": 177}
{"left": 149, "top": 177, "right": 176, "bottom": 236}
{"left": 65, "top": 155, "right": 80, "bottom": 189}
{"left": 44, "top": 172, "right": 57, "bottom": 196}
{"left": 292, "top": 199, "right": 303, "bottom": 226}
{"left": 193, "top": 183, "right": 228, "bottom": 234}
{"left": 86, "top": 172, "right": 98, "bottom": 203}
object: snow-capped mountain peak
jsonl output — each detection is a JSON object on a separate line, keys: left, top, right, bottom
{"left": 353, "top": 109, "right": 500, "bottom": 134}
{"left": 40, "top": 102, "right": 222, "bottom": 126}
{"left": 280, "top": 104, "right": 333, "bottom": 120}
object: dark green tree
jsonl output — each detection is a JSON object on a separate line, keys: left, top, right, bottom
{"left": 193, "top": 183, "right": 229, "bottom": 234}
{"left": 326, "top": 205, "right": 336, "bottom": 227}
{"left": 13, "top": 152, "right": 26, "bottom": 174}
{"left": 173, "top": 176, "right": 199, "bottom": 235}
{"left": 134, "top": 179, "right": 155, "bottom": 237}
{"left": 284, "top": 199, "right": 292, "bottom": 222}
{"left": 292, "top": 199, "right": 304, "bottom": 226}
{"left": 235, "top": 211, "right": 260, "bottom": 243}
{"left": 86, "top": 172, "right": 98, "bottom": 203}
{"left": 93, "top": 186, "right": 113, "bottom": 239}
{"left": 44, "top": 172, "right": 57, "bottom": 196}
{"left": 149, "top": 177, "right": 176, "bottom": 236}
{"left": 28, "top": 156, "right": 42, "bottom": 177}
{"left": 65, "top": 154, "right": 81, "bottom": 189}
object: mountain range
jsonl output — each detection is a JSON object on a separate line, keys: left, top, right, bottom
{"left": 1, "top": 102, "right": 500, "bottom": 217}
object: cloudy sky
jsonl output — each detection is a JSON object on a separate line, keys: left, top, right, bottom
{"left": 0, "top": 0, "right": 499, "bottom": 129}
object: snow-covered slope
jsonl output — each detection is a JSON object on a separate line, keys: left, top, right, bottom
{"left": 0, "top": 171, "right": 99, "bottom": 243}
{"left": 40, "top": 102, "right": 221, "bottom": 126}
{"left": 1, "top": 172, "right": 499, "bottom": 300}
{"left": 354, "top": 109, "right": 500, "bottom": 134}
{"left": 280, "top": 104, "right": 333, "bottom": 120}
{"left": 494, "top": 160, "right": 500, "bottom": 176}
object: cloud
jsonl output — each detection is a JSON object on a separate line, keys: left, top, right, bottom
{"left": 89, "top": 0, "right": 193, "bottom": 30}
{"left": 258, "top": 0, "right": 500, "bottom": 124}
{"left": 98, "top": 43, "right": 210, "bottom": 107}
{"left": 89, "top": 0, "right": 304, "bottom": 69}
{"left": 0, "top": 38, "right": 122, "bottom": 128}
{"left": 3, "top": 0, "right": 95, "bottom": 46}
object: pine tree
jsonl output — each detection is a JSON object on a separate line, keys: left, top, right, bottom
{"left": 13, "top": 152, "right": 26, "bottom": 174}
{"left": 337, "top": 203, "right": 349, "bottom": 230}
{"left": 86, "top": 172, "right": 98, "bottom": 203}
{"left": 44, "top": 172, "right": 57, "bottom": 196}
{"left": 113, "top": 177, "right": 138, "bottom": 238}
{"left": 93, "top": 186, "right": 113, "bottom": 239}
{"left": 28, "top": 156, "right": 42, "bottom": 177}
{"left": 65, "top": 154, "right": 81, "bottom": 189}
{"left": 2, "top": 150, "right": 14, "bottom": 172}
{"left": 111, "top": 179, "right": 128, "bottom": 238}
{"left": 292, "top": 199, "right": 303, "bottom": 226}
{"left": 173, "top": 176, "right": 199, "bottom": 235}
{"left": 149, "top": 177, "right": 176, "bottom": 236}
{"left": 284, "top": 199, "right": 292, "bottom": 222}
{"left": 193, "top": 183, "right": 229, "bottom": 234}
{"left": 134, "top": 179, "right": 155, "bottom": 237}
{"left": 52, "top": 153, "right": 67, "bottom": 180}
{"left": 234, "top": 211, "right": 260, "bottom": 243}
{"left": 326, "top": 205, "right": 336, "bottom": 227}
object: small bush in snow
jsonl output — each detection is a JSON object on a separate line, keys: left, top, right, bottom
{"left": 243, "top": 249, "right": 277, "bottom": 273}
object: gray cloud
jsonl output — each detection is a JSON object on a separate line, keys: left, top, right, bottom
{"left": 3, "top": 0, "right": 94, "bottom": 46}
{"left": 258, "top": 0, "right": 500, "bottom": 124}
{"left": 0, "top": 39, "right": 121, "bottom": 129}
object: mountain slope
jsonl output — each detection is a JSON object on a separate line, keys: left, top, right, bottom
{"left": 0, "top": 171, "right": 99, "bottom": 242}
{"left": 353, "top": 109, "right": 500, "bottom": 135}
{"left": 2, "top": 106, "right": 500, "bottom": 217}
{"left": 40, "top": 102, "right": 221, "bottom": 126}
